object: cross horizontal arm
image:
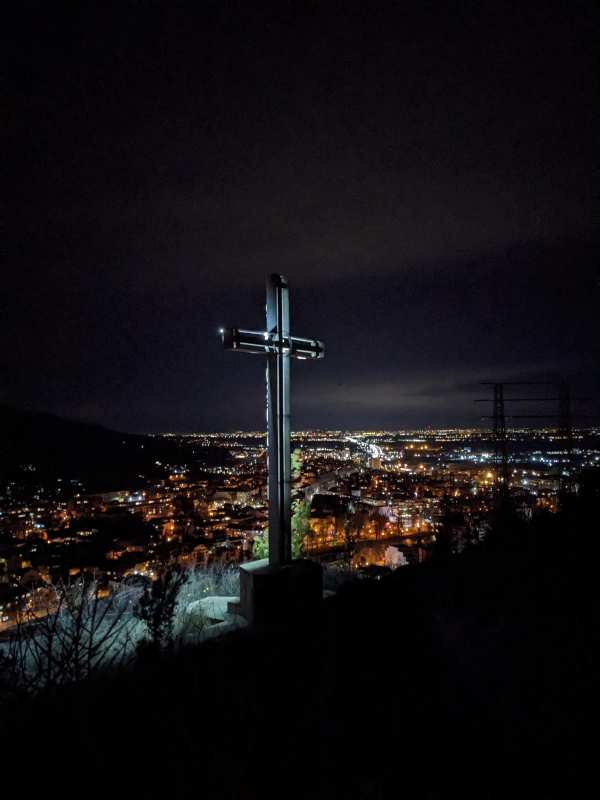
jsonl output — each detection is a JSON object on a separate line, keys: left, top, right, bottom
{"left": 221, "top": 327, "right": 324, "bottom": 359}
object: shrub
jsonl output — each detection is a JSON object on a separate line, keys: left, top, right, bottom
{"left": 0, "top": 575, "right": 142, "bottom": 698}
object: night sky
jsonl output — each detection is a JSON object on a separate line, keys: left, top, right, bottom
{"left": 5, "top": 1, "right": 597, "bottom": 433}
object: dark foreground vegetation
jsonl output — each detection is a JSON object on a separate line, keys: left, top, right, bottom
{"left": 1, "top": 472, "right": 598, "bottom": 799}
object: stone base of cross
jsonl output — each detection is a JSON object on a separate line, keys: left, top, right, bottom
{"left": 221, "top": 274, "right": 325, "bottom": 623}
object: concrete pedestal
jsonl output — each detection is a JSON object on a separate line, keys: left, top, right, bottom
{"left": 235, "top": 558, "right": 323, "bottom": 625}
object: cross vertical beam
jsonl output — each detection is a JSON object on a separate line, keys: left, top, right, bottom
{"left": 266, "top": 275, "right": 291, "bottom": 565}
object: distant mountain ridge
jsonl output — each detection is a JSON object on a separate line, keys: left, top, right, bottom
{"left": 0, "top": 405, "right": 187, "bottom": 493}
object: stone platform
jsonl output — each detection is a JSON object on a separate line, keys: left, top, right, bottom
{"left": 230, "top": 558, "right": 323, "bottom": 625}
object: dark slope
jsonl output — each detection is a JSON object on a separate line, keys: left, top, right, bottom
{"left": 0, "top": 406, "right": 187, "bottom": 492}
{"left": 2, "top": 496, "right": 598, "bottom": 799}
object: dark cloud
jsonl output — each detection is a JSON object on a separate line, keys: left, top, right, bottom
{"left": 4, "top": 1, "right": 597, "bottom": 431}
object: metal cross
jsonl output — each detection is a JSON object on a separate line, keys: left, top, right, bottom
{"left": 221, "top": 274, "right": 324, "bottom": 566}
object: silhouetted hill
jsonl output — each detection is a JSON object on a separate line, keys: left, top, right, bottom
{"left": 0, "top": 406, "right": 188, "bottom": 492}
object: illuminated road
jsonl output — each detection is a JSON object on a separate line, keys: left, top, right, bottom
{"left": 303, "top": 435, "right": 387, "bottom": 502}
{"left": 305, "top": 467, "right": 356, "bottom": 502}
{"left": 345, "top": 435, "right": 384, "bottom": 460}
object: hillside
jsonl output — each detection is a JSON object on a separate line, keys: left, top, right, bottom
{"left": 0, "top": 406, "right": 188, "bottom": 492}
{"left": 1, "top": 497, "right": 597, "bottom": 799}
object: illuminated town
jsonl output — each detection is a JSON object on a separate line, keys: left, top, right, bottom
{"left": 2, "top": 424, "right": 598, "bottom": 630}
